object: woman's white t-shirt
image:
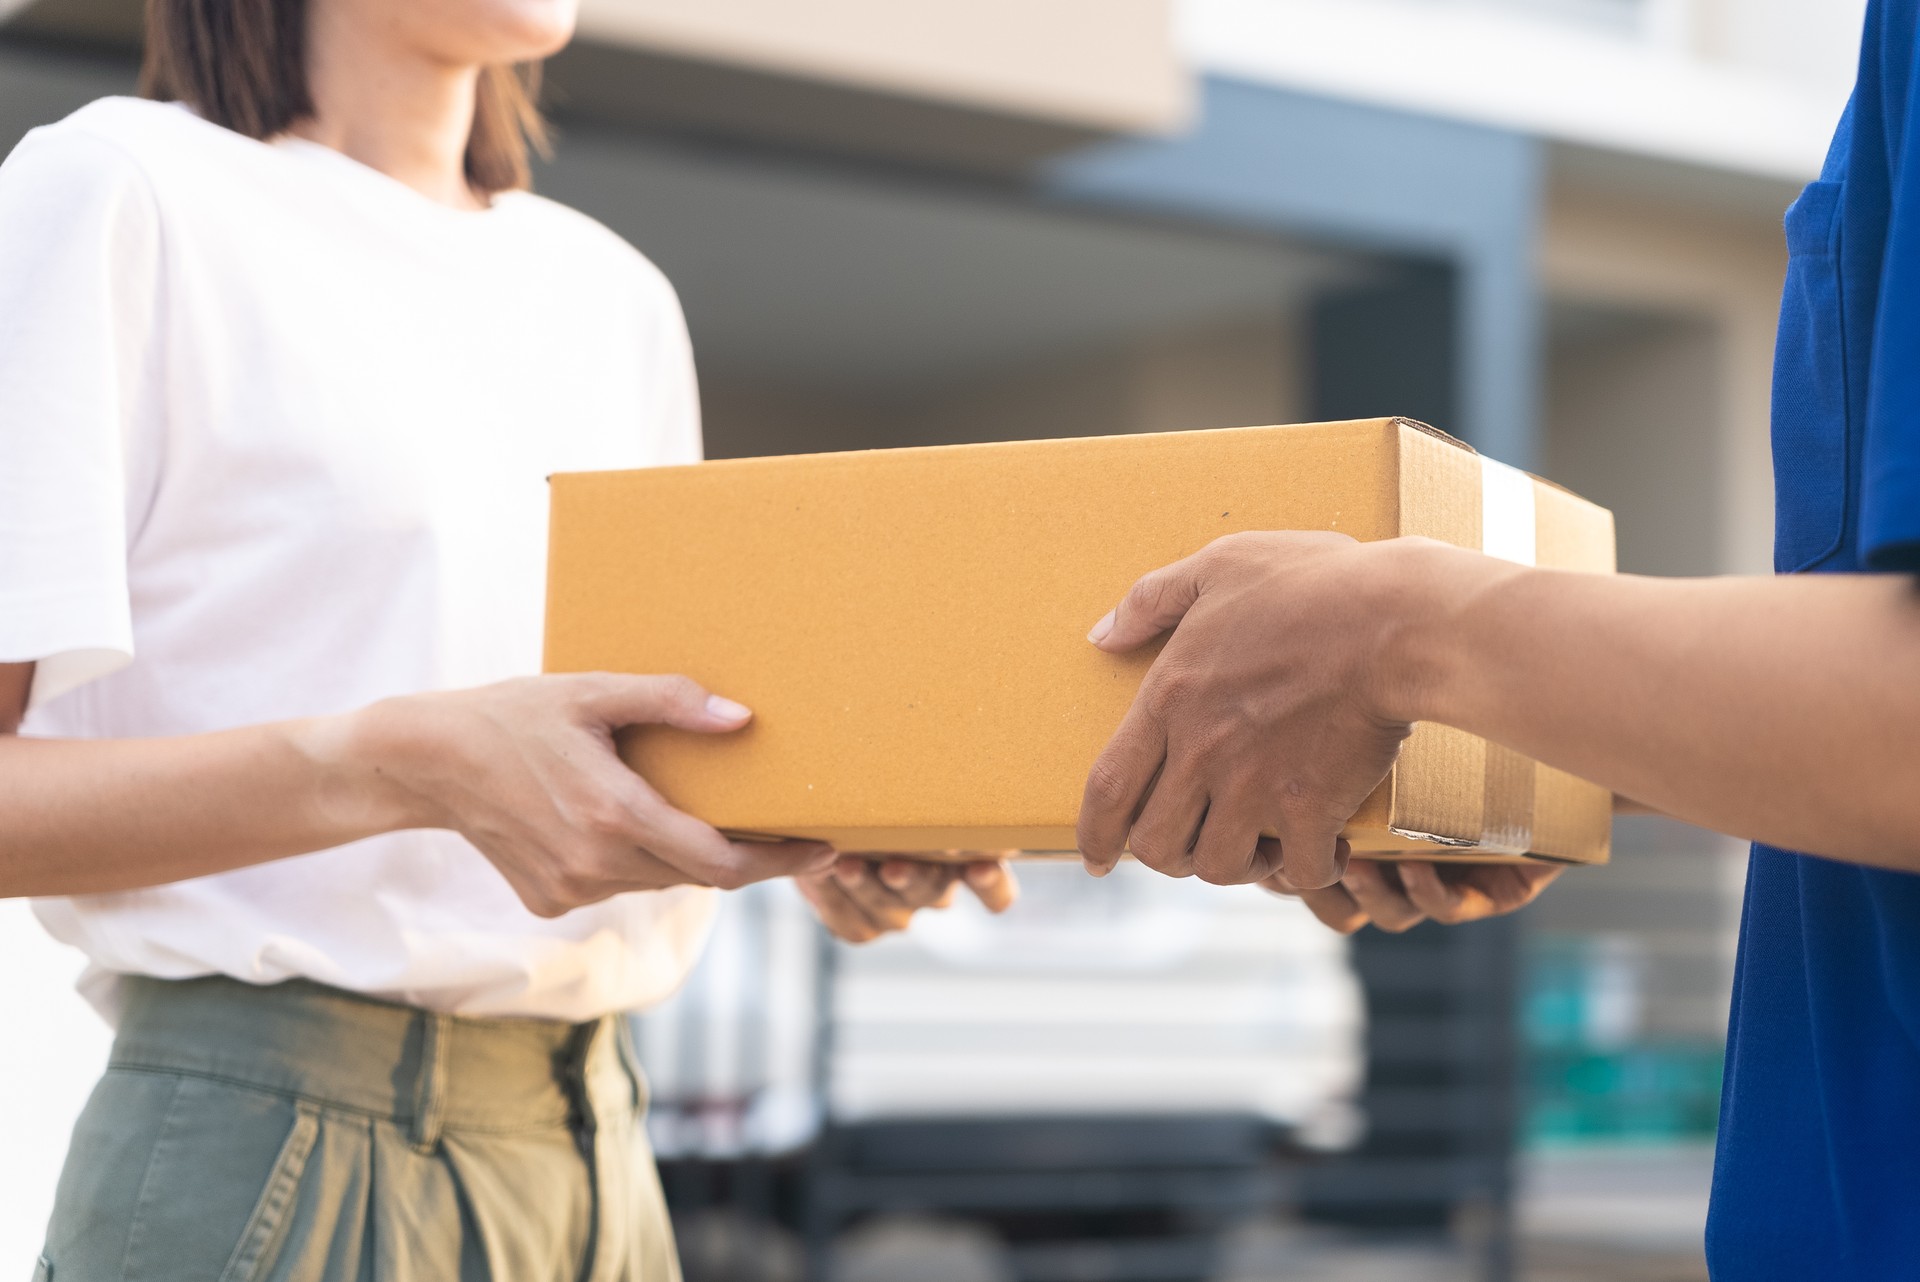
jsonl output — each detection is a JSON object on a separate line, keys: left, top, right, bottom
{"left": 0, "top": 98, "right": 717, "bottom": 1022}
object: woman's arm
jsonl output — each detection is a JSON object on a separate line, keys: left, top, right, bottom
{"left": 1076, "top": 534, "right": 1920, "bottom": 886}
{"left": 0, "top": 662, "right": 833, "bottom": 912}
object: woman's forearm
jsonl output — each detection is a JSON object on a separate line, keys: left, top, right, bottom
{"left": 0, "top": 708, "right": 412, "bottom": 898}
{"left": 1404, "top": 548, "right": 1920, "bottom": 867}
{"left": 0, "top": 663, "right": 835, "bottom": 908}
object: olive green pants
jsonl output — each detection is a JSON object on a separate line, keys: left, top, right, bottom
{"left": 36, "top": 976, "right": 682, "bottom": 1282}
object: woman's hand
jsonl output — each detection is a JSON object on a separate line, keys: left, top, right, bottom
{"left": 796, "top": 855, "right": 1019, "bottom": 943}
{"left": 342, "top": 672, "right": 836, "bottom": 918}
{"left": 1265, "top": 859, "right": 1563, "bottom": 934}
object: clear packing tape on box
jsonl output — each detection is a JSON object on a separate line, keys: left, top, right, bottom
{"left": 1394, "top": 456, "right": 1538, "bottom": 858}
{"left": 544, "top": 418, "right": 1616, "bottom": 866}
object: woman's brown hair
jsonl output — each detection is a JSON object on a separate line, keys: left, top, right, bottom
{"left": 137, "top": 0, "right": 549, "bottom": 195}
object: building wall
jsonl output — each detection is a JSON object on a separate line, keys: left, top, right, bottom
{"left": 1690, "top": 0, "right": 1869, "bottom": 95}
{"left": 576, "top": 0, "right": 1190, "bottom": 134}
{"left": 1539, "top": 176, "right": 1788, "bottom": 575}
{"left": 1544, "top": 311, "right": 1723, "bottom": 579}
{"left": 703, "top": 310, "right": 1302, "bottom": 459}
{"left": 1178, "top": 0, "right": 1854, "bottom": 180}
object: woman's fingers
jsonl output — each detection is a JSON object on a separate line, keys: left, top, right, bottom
{"left": 619, "top": 767, "right": 834, "bottom": 889}
{"left": 800, "top": 853, "right": 1015, "bottom": 944}
{"left": 962, "top": 858, "right": 1019, "bottom": 912}
{"left": 795, "top": 869, "right": 885, "bottom": 943}
{"left": 800, "top": 852, "right": 1023, "bottom": 945}
{"left": 831, "top": 859, "right": 920, "bottom": 933}
{"left": 571, "top": 672, "right": 754, "bottom": 734}
{"left": 858, "top": 855, "right": 1021, "bottom": 915}
{"left": 873, "top": 858, "right": 959, "bottom": 908}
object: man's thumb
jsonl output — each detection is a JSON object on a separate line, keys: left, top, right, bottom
{"left": 1087, "top": 560, "right": 1203, "bottom": 653}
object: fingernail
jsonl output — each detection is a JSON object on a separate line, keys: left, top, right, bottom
{"left": 880, "top": 863, "right": 910, "bottom": 890}
{"left": 835, "top": 861, "right": 864, "bottom": 887}
{"left": 706, "top": 695, "right": 752, "bottom": 722}
{"left": 1087, "top": 610, "right": 1115, "bottom": 644}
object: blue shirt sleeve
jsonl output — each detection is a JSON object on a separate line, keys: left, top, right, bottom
{"left": 1861, "top": 21, "right": 1920, "bottom": 573}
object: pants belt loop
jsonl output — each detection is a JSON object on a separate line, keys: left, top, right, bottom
{"left": 410, "top": 1010, "right": 452, "bottom": 1155}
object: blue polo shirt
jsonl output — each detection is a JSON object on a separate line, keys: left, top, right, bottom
{"left": 1706, "top": 3, "right": 1920, "bottom": 1276}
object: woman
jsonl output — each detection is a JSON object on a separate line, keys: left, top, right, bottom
{"left": 0, "top": 0, "right": 1014, "bottom": 1277}
{"left": 1074, "top": 2, "right": 1920, "bottom": 1275}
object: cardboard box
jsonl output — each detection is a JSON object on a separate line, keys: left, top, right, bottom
{"left": 545, "top": 418, "right": 1615, "bottom": 865}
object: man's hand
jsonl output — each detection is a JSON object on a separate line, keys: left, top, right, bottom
{"left": 797, "top": 856, "right": 1018, "bottom": 943}
{"left": 1077, "top": 532, "right": 1440, "bottom": 889}
{"left": 1266, "top": 859, "right": 1563, "bottom": 934}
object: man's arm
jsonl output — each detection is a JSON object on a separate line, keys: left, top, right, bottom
{"left": 1407, "top": 545, "right": 1920, "bottom": 864}
{"left": 1075, "top": 533, "right": 1920, "bottom": 886}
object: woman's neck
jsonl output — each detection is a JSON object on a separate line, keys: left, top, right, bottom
{"left": 288, "top": 7, "right": 483, "bottom": 211}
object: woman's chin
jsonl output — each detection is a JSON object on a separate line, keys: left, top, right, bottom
{"left": 419, "top": 0, "right": 580, "bottom": 66}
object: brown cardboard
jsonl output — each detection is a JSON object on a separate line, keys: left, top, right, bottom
{"left": 544, "top": 418, "right": 1617, "bottom": 865}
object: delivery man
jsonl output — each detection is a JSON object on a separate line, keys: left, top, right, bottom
{"left": 1074, "top": 3, "right": 1920, "bottom": 1276}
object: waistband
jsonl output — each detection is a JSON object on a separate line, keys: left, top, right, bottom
{"left": 109, "top": 975, "right": 644, "bottom": 1143}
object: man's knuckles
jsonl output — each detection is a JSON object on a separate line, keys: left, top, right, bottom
{"left": 1191, "top": 844, "right": 1260, "bottom": 886}
{"left": 1140, "top": 665, "right": 1207, "bottom": 722}
{"left": 1276, "top": 845, "right": 1345, "bottom": 892}
{"left": 1122, "top": 570, "right": 1179, "bottom": 621}
{"left": 1081, "top": 755, "right": 1141, "bottom": 820}
{"left": 1127, "top": 825, "right": 1193, "bottom": 877}
{"left": 1274, "top": 775, "right": 1352, "bottom": 830}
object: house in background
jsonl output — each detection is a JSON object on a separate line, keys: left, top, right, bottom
{"left": 0, "top": 1, "right": 1863, "bottom": 1277}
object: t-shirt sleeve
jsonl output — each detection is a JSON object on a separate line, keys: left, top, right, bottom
{"left": 648, "top": 273, "right": 704, "bottom": 466}
{"left": 0, "top": 128, "right": 161, "bottom": 709}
